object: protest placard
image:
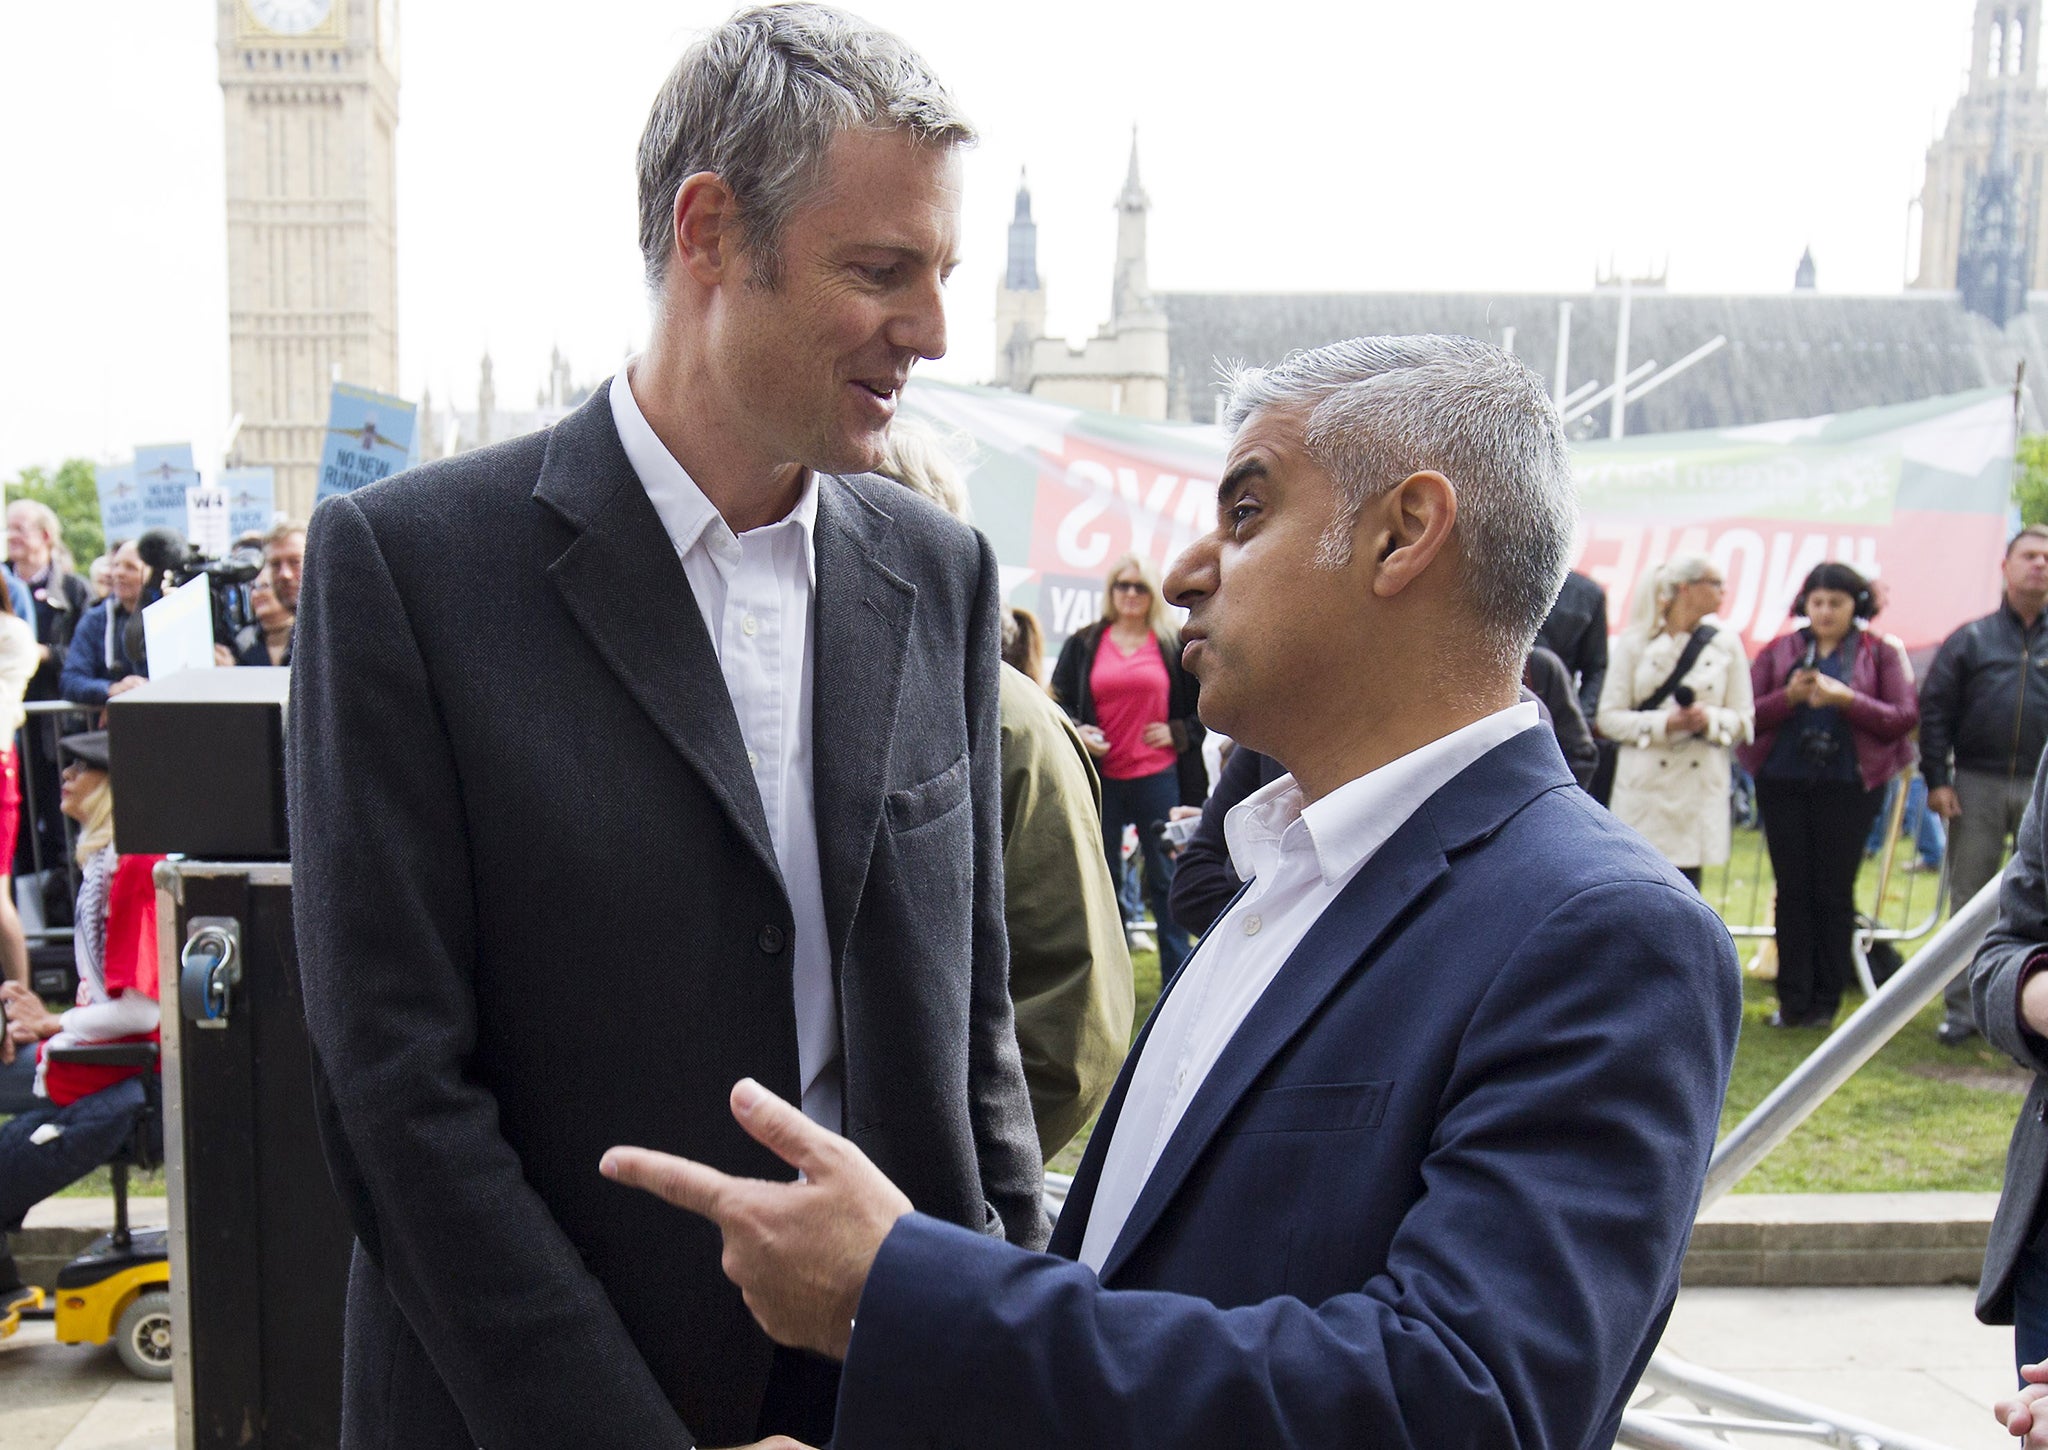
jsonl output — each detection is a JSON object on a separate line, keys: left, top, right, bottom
{"left": 318, "top": 384, "right": 416, "bottom": 503}
{"left": 131, "top": 443, "right": 199, "bottom": 537}
{"left": 96, "top": 461, "right": 141, "bottom": 544}
{"left": 220, "top": 466, "right": 277, "bottom": 540}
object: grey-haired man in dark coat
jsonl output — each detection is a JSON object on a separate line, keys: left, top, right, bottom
{"left": 287, "top": 9, "right": 1044, "bottom": 1449}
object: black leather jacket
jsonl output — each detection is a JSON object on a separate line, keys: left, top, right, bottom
{"left": 1537, "top": 571, "right": 1609, "bottom": 724}
{"left": 1918, "top": 600, "right": 2048, "bottom": 789}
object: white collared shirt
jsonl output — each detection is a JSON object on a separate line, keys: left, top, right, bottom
{"left": 609, "top": 368, "right": 842, "bottom": 1133}
{"left": 1076, "top": 702, "right": 1540, "bottom": 1273}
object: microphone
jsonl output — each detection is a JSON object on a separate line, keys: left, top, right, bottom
{"left": 134, "top": 527, "right": 190, "bottom": 579}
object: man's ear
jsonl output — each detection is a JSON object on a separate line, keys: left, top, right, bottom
{"left": 673, "top": 171, "right": 739, "bottom": 287}
{"left": 1370, "top": 471, "right": 1457, "bottom": 600}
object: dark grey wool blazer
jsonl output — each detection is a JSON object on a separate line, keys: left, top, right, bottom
{"left": 1973, "top": 751, "right": 2048, "bottom": 1328}
{"left": 288, "top": 383, "right": 1048, "bottom": 1449}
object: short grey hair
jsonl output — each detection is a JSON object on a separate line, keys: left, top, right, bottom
{"left": 1222, "top": 335, "right": 1577, "bottom": 673}
{"left": 6, "top": 499, "right": 59, "bottom": 543}
{"left": 636, "top": 3, "right": 975, "bottom": 292}
{"left": 7, "top": 499, "right": 71, "bottom": 574}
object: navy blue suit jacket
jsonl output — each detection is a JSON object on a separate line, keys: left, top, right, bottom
{"left": 834, "top": 727, "right": 1741, "bottom": 1450}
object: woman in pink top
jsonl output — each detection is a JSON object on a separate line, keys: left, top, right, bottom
{"left": 1050, "top": 553, "right": 1206, "bottom": 975}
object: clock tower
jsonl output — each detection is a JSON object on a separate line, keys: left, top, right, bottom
{"left": 218, "top": 0, "right": 400, "bottom": 517}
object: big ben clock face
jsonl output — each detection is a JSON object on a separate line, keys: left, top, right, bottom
{"left": 246, "top": 0, "right": 334, "bottom": 35}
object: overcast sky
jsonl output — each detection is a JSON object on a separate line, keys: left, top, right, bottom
{"left": 0, "top": 0, "right": 1978, "bottom": 477}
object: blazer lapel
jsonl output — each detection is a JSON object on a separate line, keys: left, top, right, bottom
{"left": 532, "top": 386, "right": 781, "bottom": 884}
{"left": 1095, "top": 728, "right": 1576, "bottom": 1281}
{"left": 809, "top": 480, "right": 916, "bottom": 967}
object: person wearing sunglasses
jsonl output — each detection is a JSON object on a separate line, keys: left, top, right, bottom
{"left": 1050, "top": 554, "right": 1205, "bottom": 978}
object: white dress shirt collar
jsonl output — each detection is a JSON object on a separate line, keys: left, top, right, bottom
{"left": 1075, "top": 699, "right": 1543, "bottom": 1275}
{"left": 1224, "top": 701, "right": 1543, "bottom": 892}
{"left": 609, "top": 367, "right": 819, "bottom": 584}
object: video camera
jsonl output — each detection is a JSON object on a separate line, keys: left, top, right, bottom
{"left": 123, "top": 527, "right": 266, "bottom": 672}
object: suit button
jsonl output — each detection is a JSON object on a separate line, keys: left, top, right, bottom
{"left": 758, "top": 924, "right": 787, "bottom": 955}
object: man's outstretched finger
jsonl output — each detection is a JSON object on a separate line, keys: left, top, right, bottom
{"left": 601, "top": 1146, "right": 738, "bottom": 1222}
{"left": 728, "top": 1077, "right": 834, "bottom": 1176}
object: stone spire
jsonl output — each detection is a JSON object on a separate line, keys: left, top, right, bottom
{"left": 550, "top": 344, "right": 572, "bottom": 407}
{"left": 1005, "top": 168, "right": 1040, "bottom": 292}
{"left": 477, "top": 352, "right": 496, "bottom": 448}
{"left": 1112, "top": 127, "right": 1153, "bottom": 326}
{"left": 1794, "top": 247, "right": 1817, "bottom": 290}
{"left": 993, "top": 166, "right": 1049, "bottom": 388}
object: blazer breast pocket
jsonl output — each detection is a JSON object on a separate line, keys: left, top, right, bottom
{"left": 885, "top": 751, "right": 970, "bottom": 833}
{"left": 1230, "top": 1079, "right": 1392, "bottom": 1136}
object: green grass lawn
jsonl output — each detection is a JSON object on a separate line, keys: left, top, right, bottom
{"left": 31, "top": 824, "right": 2031, "bottom": 1198}
{"left": 1051, "top": 826, "right": 2027, "bottom": 1193}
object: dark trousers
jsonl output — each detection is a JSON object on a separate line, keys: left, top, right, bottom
{"left": 1099, "top": 767, "right": 1191, "bottom": 977}
{"left": 0, "top": 1047, "right": 39, "bottom": 1114}
{"left": 754, "top": 1344, "right": 841, "bottom": 1445}
{"left": 0, "top": 1074, "right": 150, "bottom": 1231}
{"left": 2015, "top": 1205, "right": 2048, "bottom": 1376}
{"left": 1943, "top": 768, "right": 2035, "bottom": 1029}
{"left": 1757, "top": 779, "right": 1885, "bottom": 1023}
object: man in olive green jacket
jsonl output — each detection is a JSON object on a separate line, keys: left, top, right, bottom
{"left": 998, "top": 664, "right": 1135, "bottom": 1159}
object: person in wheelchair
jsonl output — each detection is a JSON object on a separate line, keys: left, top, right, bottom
{"left": 0, "top": 730, "right": 163, "bottom": 1308}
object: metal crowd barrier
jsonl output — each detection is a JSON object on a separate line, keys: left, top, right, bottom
{"left": 1708, "top": 765, "right": 1962, "bottom": 998}
{"left": 16, "top": 698, "right": 99, "bottom": 951}
{"left": 1037, "top": 876, "right": 2008, "bottom": 1448}
{"left": 1619, "top": 873, "right": 2004, "bottom": 1450}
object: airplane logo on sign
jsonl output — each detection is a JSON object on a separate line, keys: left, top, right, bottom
{"left": 329, "top": 421, "right": 405, "bottom": 455}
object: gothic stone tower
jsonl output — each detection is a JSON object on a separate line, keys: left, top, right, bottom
{"left": 218, "top": 0, "right": 400, "bottom": 518}
{"left": 1915, "top": 0, "right": 2048, "bottom": 308}
{"left": 992, "top": 171, "right": 1047, "bottom": 389}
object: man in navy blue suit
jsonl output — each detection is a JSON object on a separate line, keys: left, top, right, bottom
{"left": 604, "top": 335, "right": 1743, "bottom": 1450}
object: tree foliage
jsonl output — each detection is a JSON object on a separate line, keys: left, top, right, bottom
{"left": 2019, "top": 435, "right": 2048, "bottom": 528}
{"left": 4, "top": 459, "right": 103, "bottom": 568}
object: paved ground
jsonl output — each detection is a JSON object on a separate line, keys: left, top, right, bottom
{"left": 1651, "top": 1286, "right": 2018, "bottom": 1448}
{"left": 0, "top": 1319, "right": 168, "bottom": 1450}
{"left": 0, "top": 1284, "right": 2025, "bottom": 1448}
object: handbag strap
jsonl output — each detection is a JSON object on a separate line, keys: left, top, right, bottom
{"left": 1636, "top": 625, "right": 1717, "bottom": 712}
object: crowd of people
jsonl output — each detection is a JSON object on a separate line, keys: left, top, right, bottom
{"left": 993, "top": 528, "right": 2025, "bottom": 1057}
{"left": 4, "top": 5, "right": 2048, "bottom": 1444}
{"left": 1471, "top": 531, "right": 2048, "bottom": 1048}
{"left": 0, "top": 512, "right": 305, "bottom": 1311}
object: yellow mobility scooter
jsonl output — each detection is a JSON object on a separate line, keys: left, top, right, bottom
{"left": 2, "top": 1040, "right": 171, "bottom": 1379}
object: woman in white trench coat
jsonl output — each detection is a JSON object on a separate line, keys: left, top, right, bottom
{"left": 1598, "top": 555, "right": 1756, "bottom": 886}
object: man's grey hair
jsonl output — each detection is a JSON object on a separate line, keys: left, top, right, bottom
{"left": 1222, "top": 335, "right": 1578, "bottom": 673}
{"left": 636, "top": 3, "right": 975, "bottom": 292}
{"left": 7, "top": 499, "right": 71, "bottom": 574}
